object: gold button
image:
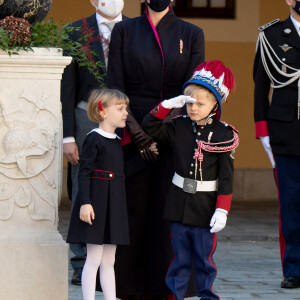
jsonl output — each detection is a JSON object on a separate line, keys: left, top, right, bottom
{"left": 189, "top": 171, "right": 193, "bottom": 175}
{"left": 191, "top": 163, "right": 194, "bottom": 167}
{"left": 193, "top": 156, "right": 195, "bottom": 159}
{"left": 109, "top": 174, "right": 113, "bottom": 178}
{"left": 197, "top": 132, "right": 201, "bottom": 136}
{"left": 201, "top": 126, "right": 204, "bottom": 129}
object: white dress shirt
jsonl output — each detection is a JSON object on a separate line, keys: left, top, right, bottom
{"left": 290, "top": 15, "right": 300, "bottom": 36}
{"left": 96, "top": 12, "right": 122, "bottom": 40}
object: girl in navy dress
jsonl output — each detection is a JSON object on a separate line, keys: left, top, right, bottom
{"left": 67, "top": 89, "right": 130, "bottom": 300}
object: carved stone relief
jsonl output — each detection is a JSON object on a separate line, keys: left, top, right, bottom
{"left": 0, "top": 87, "right": 59, "bottom": 224}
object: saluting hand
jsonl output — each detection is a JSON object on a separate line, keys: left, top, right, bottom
{"left": 161, "top": 95, "right": 196, "bottom": 109}
{"left": 80, "top": 204, "right": 95, "bottom": 225}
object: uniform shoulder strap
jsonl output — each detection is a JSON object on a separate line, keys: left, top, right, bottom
{"left": 220, "top": 121, "right": 239, "bottom": 133}
{"left": 258, "top": 19, "right": 280, "bottom": 32}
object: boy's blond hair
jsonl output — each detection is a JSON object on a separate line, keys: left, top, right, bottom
{"left": 87, "top": 88, "right": 129, "bottom": 122}
{"left": 184, "top": 84, "right": 217, "bottom": 103}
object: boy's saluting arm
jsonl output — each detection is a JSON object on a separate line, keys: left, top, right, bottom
{"left": 142, "top": 96, "right": 195, "bottom": 145}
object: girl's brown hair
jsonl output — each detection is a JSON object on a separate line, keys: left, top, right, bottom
{"left": 87, "top": 88, "right": 129, "bottom": 122}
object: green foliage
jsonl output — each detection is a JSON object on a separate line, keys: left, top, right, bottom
{"left": 0, "top": 18, "right": 106, "bottom": 87}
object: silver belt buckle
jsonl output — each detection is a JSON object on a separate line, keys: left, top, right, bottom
{"left": 183, "top": 178, "right": 197, "bottom": 194}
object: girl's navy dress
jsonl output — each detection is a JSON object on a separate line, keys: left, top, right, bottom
{"left": 67, "top": 128, "right": 129, "bottom": 245}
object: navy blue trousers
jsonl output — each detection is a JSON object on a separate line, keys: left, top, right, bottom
{"left": 274, "top": 154, "right": 300, "bottom": 278}
{"left": 166, "top": 222, "right": 219, "bottom": 300}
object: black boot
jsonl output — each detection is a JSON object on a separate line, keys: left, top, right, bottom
{"left": 71, "top": 267, "right": 83, "bottom": 286}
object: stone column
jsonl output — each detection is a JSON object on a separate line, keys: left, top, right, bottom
{"left": 0, "top": 48, "right": 71, "bottom": 300}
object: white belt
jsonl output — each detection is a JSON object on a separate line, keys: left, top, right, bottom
{"left": 172, "top": 172, "right": 218, "bottom": 194}
{"left": 77, "top": 101, "right": 88, "bottom": 111}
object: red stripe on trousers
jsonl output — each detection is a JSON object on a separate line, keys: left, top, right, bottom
{"left": 208, "top": 233, "right": 219, "bottom": 299}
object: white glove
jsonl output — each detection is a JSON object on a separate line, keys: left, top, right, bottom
{"left": 161, "top": 95, "right": 196, "bottom": 109}
{"left": 210, "top": 208, "right": 228, "bottom": 233}
{"left": 259, "top": 136, "right": 276, "bottom": 168}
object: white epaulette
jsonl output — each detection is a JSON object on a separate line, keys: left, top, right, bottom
{"left": 258, "top": 19, "right": 280, "bottom": 32}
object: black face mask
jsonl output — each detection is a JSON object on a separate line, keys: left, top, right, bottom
{"left": 147, "top": 0, "right": 171, "bottom": 12}
{"left": 293, "top": 0, "right": 300, "bottom": 16}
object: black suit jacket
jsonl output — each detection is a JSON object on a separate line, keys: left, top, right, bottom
{"left": 253, "top": 17, "right": 300, "bottom": 155}
{"left": 61, "top": 14, "right": 128, "bottom": 139}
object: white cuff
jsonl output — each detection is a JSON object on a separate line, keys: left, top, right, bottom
{"left": 63, "top": 137, "right": 76, "bottom": 144}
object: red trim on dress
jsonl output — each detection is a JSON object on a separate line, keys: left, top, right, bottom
{"left": 91, "top": 169, "right": 114, "bottom": 180}
{"left": 146, "top": 8, "right": 165, "bottom": 67}
{"left": 151, "top": 103, "right": 171, "bottom": 119}
{"left": 216, "top": 194, "right": 232, "bottom": 212}
{"left": 255, "top": 121, "right": 269, "bottom": 138}
{"left": 146, "top": 7, "right": 165, "bottom": 99}
{"left": 273, "top": 162, "right": 286, "bottom": 276}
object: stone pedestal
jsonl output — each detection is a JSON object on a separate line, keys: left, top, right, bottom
{"left": 0, "top": 48, "right": 71, "bottom": 300}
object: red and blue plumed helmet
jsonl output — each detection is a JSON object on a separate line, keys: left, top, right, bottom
{"left": 182, "top": 60, "right": 236, "bottom": 120}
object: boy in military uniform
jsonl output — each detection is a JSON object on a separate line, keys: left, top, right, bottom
{"left": 142, "top": 60, "right": 239, "bottom": 300}
{"left": 253, "top": 0, "right": 300, "bottom": 289}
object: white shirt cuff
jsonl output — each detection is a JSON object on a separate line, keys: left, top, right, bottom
{"left": 63, "top": 137, "right": 76, "bottom": 144}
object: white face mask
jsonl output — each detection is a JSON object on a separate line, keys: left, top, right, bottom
{"left": 97, "top": 0, "right": 124, "bottom": 18}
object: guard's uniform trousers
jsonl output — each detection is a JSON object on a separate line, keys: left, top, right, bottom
{"left": 142, "top": 103, "right": 238, "bottom": 300}
{"left": 167, "top": 224, "right": 218, "bottom": 300}
{"left": 253, "top": 17, "right": 300, "bottom": 278}
{"left": 274, "top": 154, "right": 300, "bottom": 278}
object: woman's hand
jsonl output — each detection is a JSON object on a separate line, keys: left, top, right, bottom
{"left": 138, "top": 140, "right": 158, "bottom": 162}
{"left": 80, "top": 204, "right": 95, "bottom": 225}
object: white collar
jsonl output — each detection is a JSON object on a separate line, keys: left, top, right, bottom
{"left": 96, "top": 12, "right": 122, "bottom": 25}
{"left": 290, "top": 15, "right": 300, "bottom": 32}
{"left": 89, "top": 128, "right": 120, "bottom": 139}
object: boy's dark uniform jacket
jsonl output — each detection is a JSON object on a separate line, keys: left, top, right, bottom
{"left": 142, "top": 106, "right": 235, "bottom": 228}
{"left": 253, "top": 17, "right": 300, "bottom": 155}
{"left": 61, "top": 14, "right": 128, "bottom": 139}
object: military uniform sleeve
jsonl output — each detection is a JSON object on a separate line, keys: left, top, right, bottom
{"left": 76, "top": 134, "right": 102, "bottom": 205}
{"left": 142, "top": 103, "right": 176, "bottom": 146}
{"left": 216, "top": 130, "right": 235, "bottom": 212}
{"left": 253, "top": 42, "right": 271, "bottom": 138}
{"left": 107, "top": 23, "right": 126, "bottom": 92}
